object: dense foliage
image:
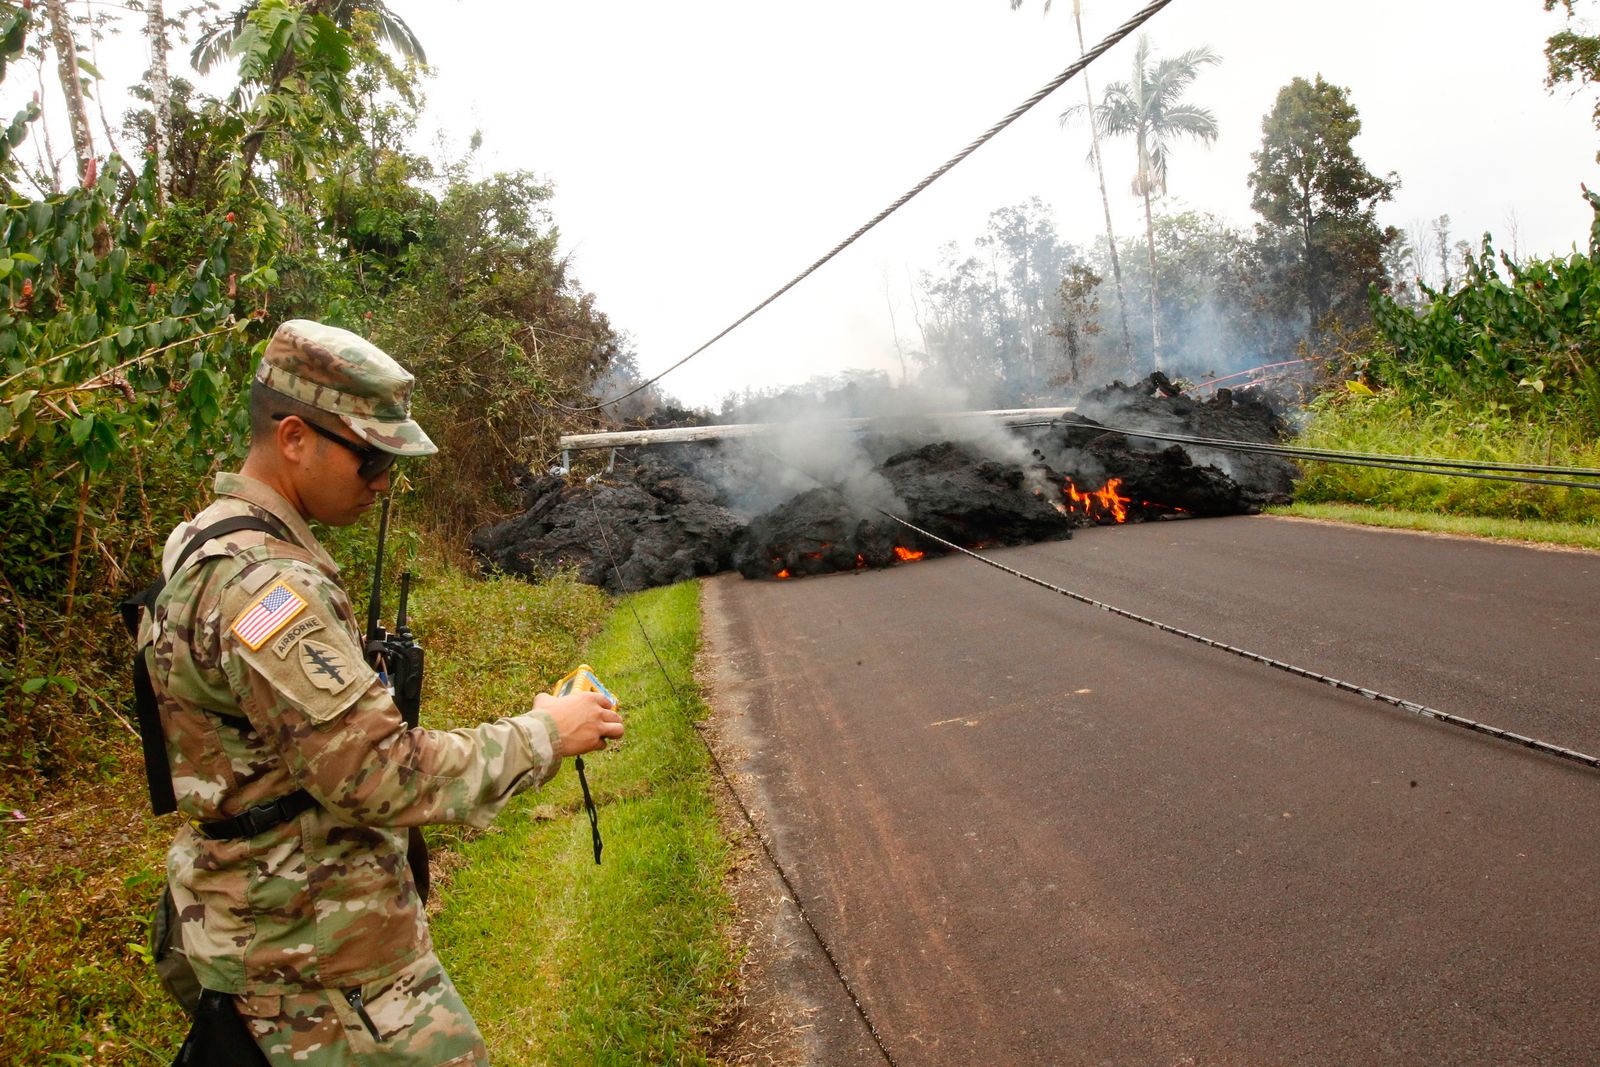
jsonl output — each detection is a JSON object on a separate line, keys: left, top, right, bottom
{"left": 1364, "top": 190, "right": 1600, "bottom": 433}
{"left": 1, "top": 0, "right": 620, "bottom": 716}
{"left": 0, "top": 1, "right": 634, "bottom": 1057}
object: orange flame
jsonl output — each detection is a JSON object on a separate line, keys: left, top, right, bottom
{"left": 1062, "top": 477, "right": 1131, "bottom": 523}
{"left": 775, "top": 568, "right": 791, "bottom": 579}
{"left": 893, "top": 546, "right": 925, "bottom": 562}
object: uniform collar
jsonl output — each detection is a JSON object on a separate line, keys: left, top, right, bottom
{"left": 213, "top": 471, "right": 342, "bottom": 576}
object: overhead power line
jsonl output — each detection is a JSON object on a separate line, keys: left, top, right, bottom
{"left": 579, "top": 0, "right": 1180, "bottom": 412}
{"left": 1070, "top": 420, "right": 1600, "bottom": 492}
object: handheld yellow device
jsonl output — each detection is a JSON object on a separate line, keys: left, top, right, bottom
{"left": 552, "top": 664, "right": 614, "bottom": 865}
{"left": 552, "top": 663, "right": 616, "bottom": 706}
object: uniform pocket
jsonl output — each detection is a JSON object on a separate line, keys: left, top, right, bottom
{"left": 343, "top": 987, "right": 382, "bottom": 1041}
{"left": 330, "top": 955, "right": 488, "bottom": 1064}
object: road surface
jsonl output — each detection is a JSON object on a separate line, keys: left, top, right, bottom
{"left": 702, "top": 515, "right": 1600, "bottom": 1066}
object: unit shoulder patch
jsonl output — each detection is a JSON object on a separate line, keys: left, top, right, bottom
{"left": 230, "top": 581, "right": 308, "bottom": 651}
{"left": 298, "top": 640, "right": 358, "bottom": 695}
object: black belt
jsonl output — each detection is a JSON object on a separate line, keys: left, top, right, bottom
{"left": 196, "top": 789, "right": 318, "bottom": 840}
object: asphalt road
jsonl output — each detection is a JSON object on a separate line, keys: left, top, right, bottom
{"left": 702, "top": 515, "right": 1600, "bottom": 1067}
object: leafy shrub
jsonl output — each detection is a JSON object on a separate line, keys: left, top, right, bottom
{"left": 1365, "top": 189, "right": 1600, "bottom": 432}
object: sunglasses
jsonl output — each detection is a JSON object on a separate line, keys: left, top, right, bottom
{"left": 273, "top": 414, "right": 398, "bottom": 482}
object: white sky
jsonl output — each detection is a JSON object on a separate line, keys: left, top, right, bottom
{"left": 17, "top": 0, "right": 1600, "bottom": 407}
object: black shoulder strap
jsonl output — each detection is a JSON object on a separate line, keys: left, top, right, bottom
{"left": 128, "top": 515, "right": 290, "bottom": 816}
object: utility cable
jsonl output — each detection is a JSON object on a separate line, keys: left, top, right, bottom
{"left": 576, "top": 0, "right": 1179, "bottom": 412}
{"left": 989, "top": 415, "right": 1600, "bottom": 490}
{"left": 583, "top": 491, "right": 902, "bottom": 1067}
{"left": 1072, "top": 419, "right": 1600, "bottom": 479}
{"left": 756, "top": 445, "right": 1600, "bottom": 774}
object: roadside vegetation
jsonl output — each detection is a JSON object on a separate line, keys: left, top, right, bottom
{"left": 1269, "top": 502, "right": 1600, "bottom": 551}
{"left": 1290, "top": 196, "right": 1600, "bottom": 537}
{"left": 430, "top": 580, "right": 736, "bottom": 1065}
{"left": 0, "top": 2, "right": 696, "bottom": 1061}
{"left": 2, "top": 536, "right": 735, "bottom": 1063}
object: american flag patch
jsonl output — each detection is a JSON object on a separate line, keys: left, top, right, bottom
{"left": 230, "top": 581, "right": 309, "bottom": 651}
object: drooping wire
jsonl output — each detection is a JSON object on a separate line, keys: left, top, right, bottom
{"left": 572, "top": 0, "right": 1180, "bottom": 413}
{"left": 583, "top": 489, "right": 901, "bottom": 1067}
{"left": 755, "top": 445, "right": 1600, "bottom": 774}
{"left": 1061, "top": 419, "right": 1600, "bottom": 490}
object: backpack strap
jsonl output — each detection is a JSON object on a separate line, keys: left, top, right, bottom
{"left": 126, "top": 515, "right": 289, "bottom": 816}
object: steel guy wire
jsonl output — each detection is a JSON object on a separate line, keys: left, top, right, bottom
{"left": 573, "top": 0, "right": 1179, "bottom": 412}
{"left": 756, "top": 445, "right": 1600, "bottom": 775}
{"left": 583, "top": 491, "right": 902, "bottom": 1067}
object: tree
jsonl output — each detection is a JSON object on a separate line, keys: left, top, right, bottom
{"left": 42, "top": 0, "right": 93, "bottom": 183}
{"left": 1066, "top": 34, "right": 1220, "bottom": 369}
{"left": 1011, "top": 0, "right": 1134, "bottom": 369}
{"left": 1543, "top": 0, "right": 1600, "bottom": 158}
{"left": 146, "top": 0, "right": 174, "bottom": 204}
{"left": 1248, "top": 76, "right": 1397, "bottom": 337}
{"left": 918, "top": 199, "right": 1087, "bottom": 401}
{"left": 191, "top": 0, "right": 426, "bottom": 73}
{"left": 1100, "top": 211, "right": 1289, "bottom": 375}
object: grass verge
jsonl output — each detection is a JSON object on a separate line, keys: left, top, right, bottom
{"left": 1, "top": 549, "right": 733, "bottom": 1065}
{"left": 1268, "top": 501, "right": 1600, "bottom": 550}
{"left": 428, "top": 579, "right": 736, "bottom": 1066}
{"left": 1293, "top": 394, "right": 1600, "bottom": 525}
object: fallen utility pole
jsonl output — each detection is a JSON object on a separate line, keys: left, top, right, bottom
{"left": 556, "top": 407, "right": 1076, "bottom": 455}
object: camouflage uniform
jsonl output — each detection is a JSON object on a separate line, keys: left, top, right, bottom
{"left": 148, "top": 321, "right": 560, "bottom": 1065}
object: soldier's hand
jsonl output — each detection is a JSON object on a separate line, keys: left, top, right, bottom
{"left": 534, "top": 690, "right": 623, "bottom": 757}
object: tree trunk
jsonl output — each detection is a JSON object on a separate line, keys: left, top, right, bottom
{"left": 1301, "top": 189, "right": 1317, "bottom": 336}
{"left": 1074, "top": 0, "right": 1134, "bottom": 374}
{"left": 146, "top": 0, "right": 173, "bottom": 204}
{"left": 1138, "top": 134, "right": 1162, "bottom": 370}
{"left": 44, "top": 0, "right": 94, "bottom": 185}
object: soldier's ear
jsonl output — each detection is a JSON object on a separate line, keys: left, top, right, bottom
{"left": 275, "top": 415, "right": 314, "bottom": 466}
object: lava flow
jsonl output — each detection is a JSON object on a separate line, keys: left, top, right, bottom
{"left": 1062, "top": 477, "right": 1132, "bottom": 524}
{"left": 893, "top": 546, "right": 925, "bottom": 562}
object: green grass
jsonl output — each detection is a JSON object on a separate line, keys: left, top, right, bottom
{"left": 1269, "top": 501, "right": 1600, "bottom": 550}
{"left": 1293, "top": 393, "right": 1600, "bottom": 525}
{"left": 1, "top": 551, "right": 734, "bottom": 1064}
{"left": 429, "top": 580, "right": 736, "bottom": 1066}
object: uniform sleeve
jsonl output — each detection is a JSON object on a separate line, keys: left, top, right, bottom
{"left": 219, "top": 560, "right": 564, "bottom": 829}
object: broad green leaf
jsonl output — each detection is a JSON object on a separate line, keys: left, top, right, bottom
{"left": 1344, "top": 380, "right": 1375, "bottom": 397}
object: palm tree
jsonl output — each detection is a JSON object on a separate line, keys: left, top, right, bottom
{"left": 1009, "top": 0, "right": 1134, "bottom": 371}
{"left": 1065, "top": 34, "right": 1219, "bottom": 369}
{"left": 190, "top": 0, "right": 427, "bottom": 73}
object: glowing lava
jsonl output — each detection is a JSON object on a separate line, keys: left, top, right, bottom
{"left": 1062, "top": 477, "right": 1132, "bottom": 524}
{"left": 893, "top": 546, "right": 925, "bottom": 562}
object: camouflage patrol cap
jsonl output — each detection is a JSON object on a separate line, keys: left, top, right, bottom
{"left": 256, "top": 319, "right": 437, "bottom": 456}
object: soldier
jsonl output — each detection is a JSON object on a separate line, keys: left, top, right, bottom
{"left": 147, "top": 319, "right": 623, "bottom": 1064}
